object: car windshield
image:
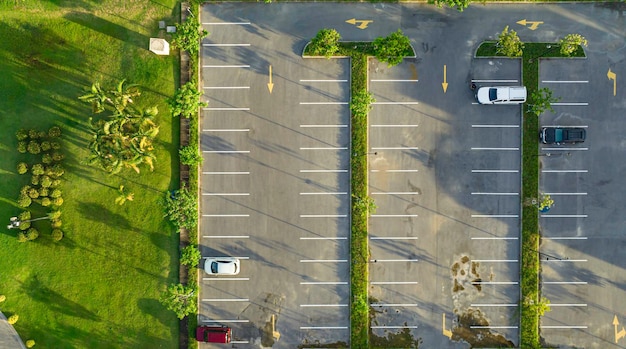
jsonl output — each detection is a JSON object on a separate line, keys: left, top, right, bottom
{"left": 489, "top": 88, "right": 498, "bottom": 101}
{"left": 555, "top": 129, "right": 563, "bottom": 142}
{"left": 211, "top": 262, "right": 219, "bottom": 273}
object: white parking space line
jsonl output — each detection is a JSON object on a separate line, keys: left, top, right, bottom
{"left": 542, "top": 237, "right": 587, "bottom": 240}
{"left": 472, "top": 281, "right": 519, "bottom": 285}
{"left": 202, "top": 128, "right": 250, "bottom": 132}
{"left": 299, "top": 102, "right": 349, "bottom": 105}
{"left": 552, "top": 102, "right": 589, "bottom": 106}
{"left": 370, "top": 281, "right": 418, "bottom": 285}
{"left": 203, "top": 86, "right": 250, "bottom": 90}
{"left": 471, "top": 237, "right": 518, "bottom": 240}
{"left": 202, "top": 319, "right": 250, "bottom": 323}
{"left": 370, "top": 303, "right": 418, "bottom": 307}
{"left": 203, "top": 235, "right": 250, "bottom": 239}
{"left": 202, "top": 43, "right": 250, "bottom": 46}
{"left": 202, "top": 22, "right": 251, "bottom": 25}
{"left": 203, "top": 107, "right": 250, "bottom": 111}
{"left": 371, "top": 192, "right": 419, "bottom": 195}
{"left": 471, "top": 147, "right": 519, "bottom": 151}
{"left": 203, "top": 256, "right": 250, "bottom": 260}
{"left": 300, "top": 304, "right": 348, "bottom": 307}
{"left": 299, "top": 124, "right": 347, "bottom": 128}
{"left": 371, "top": 169, "right": 419, "bottom": 173}
{"left": 543, "top": 259, "right": 588, "bottom": 262}
{"left": 300, "top": 237, "right": 348, "bottom": 240}
{"left": 471, "top": 303, "right": 517, "bottom": 307}
{"left": 543, "top": 192, "right": 587, "bottom": 196}
{"left": 203, "top": 278, "right": 250, "bottom": 281}
{"left": 371, "top": 124, "right": 419, "bottom": 127}
{"left": 472, "top": 259, "right": 518, "bottom": 262}
{"left": 300, "top": 169, "right": 348, "bottom": 173}
{"left": 541, "top": 148, "right": 587, "bottom": 151}
{"left": 371, "top": 147, "right": 419, "bottom": 150}
{"left": 471, "top": 326, "right": 518, "bottom": 329}
{"left": 549, "top": 304, "right": 587, "bottom": 307}
{"left": 202, "top": 298, "right": 249, "bottom": 302}
{"left": 202, "top": 65, "right": 250, "bottom": 68}
{"left": 541, "top": 215, "right": 587, "bottom": 218}
{"left": 202, "top": 150, "right": 249, "bottom": 153}
{"left": 300, "top": 214, "right": 347, "bottom": 218}
{"left": 370, "top": 259, "right": 419, "bottom": 262}
{"left": 371, "top": 326, "right": 419, "bottom": 329}
{"left": 203, "top": 214, "right": 249, "bottom": 217}
{"left": 300, "top": 79, "right": 348, "bottom": 82}
{"left": 370, "top": 79, "right": 419, "bottom": 82}
{"left": 542, "top": 80, "right": 589, "bottom": 83}
{"left": 472, "top": 215, "right": 518, "bottom": 218}
{"left": 471, "top": 192, "right": 519, "bottom": 195}
{"left": 202, "top": 193, "right": 250, "bottom": 196}
{"left": 300, "top": 281, "right": 348, "bottom": 285}
{"left": 542, "top": 125, "right": 588, "bottom": 128}
{"left": 542, "top": 170, "right": 588, "bottom": 173}
{"left": 300, "top": 147, "right": 348, "bottom": 150}
{"left": 541, "top": 326, "right": 588, "bottom": 329}
{"left": 371, "top": 214, "right": 418, "bottom": 217}
{"left": 544, "top": 281, "right": 588, "bottom": 285}
{"left": 472, "top": 124, "right": 519, "bottom": 128}
{"left": 370, "top": 237, "right": 418, "bottom": 240}
{"left": 300, "top": 326, "right": 348, "bottom": 330}
{"left": 300, "top": 259, "right": 348, "bottom": 263}
{"left": 472, "top": 170, "right": 519, "bottom": 173}
{"left": 471, "top": 79, "right": 519, "bottom": 83}
{"left": 203, "top": 171, "right": 250, "bottom": 175}
{"left": 299, "top": 192, "right": 348, "bottom": 195}
{"left": 371, "top": 102, "right": 419, "bottom": 105}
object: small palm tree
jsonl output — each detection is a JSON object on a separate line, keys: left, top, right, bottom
{"left": 115, "top": 185, "right": 134, "bottom": 205}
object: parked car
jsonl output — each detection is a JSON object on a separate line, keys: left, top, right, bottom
{"left": 540, "top": 127, "right": 586, "bottom": 144}
{"left": 476, "top": 86, "right": 527, "bottom": 104}
{"left": 204, "top": 257, "right": 240, "bottom": 275}
{"left": 196, "top": 326, "right": 231, "bottom": 343}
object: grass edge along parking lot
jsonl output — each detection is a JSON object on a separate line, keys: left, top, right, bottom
{"left": 477, "top": 41, "right": 585, "bottom": 348}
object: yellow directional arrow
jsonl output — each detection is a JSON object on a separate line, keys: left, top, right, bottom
{"left": 607, "top": 68, "right": 617, "bottom": 96}
{"left": 442, "top": 65, "right": 448, "bottom": 93}
{"left": 614, "top": 315, "right": 626, "bottom": 343}
{"left": 345, "top": 18, "right": 373, "bottom": 30}
{"left": 267, "top": 65, "right": 274, "bottom": 94}
{"left": 442, "top": 313, "right": 452, "bottom": 339}
{"left": 516, "top": 19, "right": 544, "bottom": 31}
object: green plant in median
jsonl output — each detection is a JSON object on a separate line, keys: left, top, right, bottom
{"left": 497, "top": 26, "right": 524, "bottom": 57}
{"left": 180, "top": 245, "right": 201, "bottom": 268}
{"left": 527, "top": 87, "right": 560, "bottom": 116}
{"left": 559, "top": 34, "right": 588, "bottom": 56}
{"left": 159, "top": 283, "right": 197, "bottom": 320}
{"left": 179, "top": 145, "right": 203, "bottom": 166}
{"left": 430, "top": 0, "right": 471, "bottom": 12}
{"left": 309, "top": 29, "right": 341, "bottom": 58}
{"left": 373, "top": 29, "right": 412, "bottom": 67}
{"left": 164, "top": 186, "right": 198, "bottom": 231}
{"left": 167, "top": 81, "right": 208, "bottom": 119}
{"left": 172, "top": 18, "right": 208, "bottom": 55}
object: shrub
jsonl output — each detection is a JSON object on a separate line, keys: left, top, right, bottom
{"left": 26, "top": 228, "right": 39, "bottom": 241}
{"left": 40, "top": 175, "right": 52, "bottom": 188}
{"left": 17, "top": 141, "right": 27, "bottom": 153}
{"left": 48, "top": 164, "right": 64, "bottom": 178}
{"left": 31, "top": 175, "right": 40, "bottom": 186}
{"left": 171, "top": 18, "right": 208, "bottom": 55}
{"left": 53, "top": 197, "right": 64, "bottom": 207}
{"left": 42, "top": 153, "right": 53, "bottom": 164}
{"left": 51, "top": 141, "right": 61, "bottom": 150}
{"left": 51, "top": 229, "right": 64, "bottom": 241}
{"left": 38, "top": 187, "right": 49, "bottom": 197}
{"left": 50, "top": 189, "right": 62, "bottom": 198}
{"left": 20, "top": 185, "right": 32, "bottom": 195}
{"left": 31, "top": 164, "right": 45, "bottom": 175}
{"left": 180, "top": 245, "right": 201, "bottom": 267}
{"left": 48, "top": 210, "right": 62, "bottom": 220}
{"left": 0, "top": 295, "right": 5, "bottom": 302}
{"left": 17, "top": 232, "right": 28, "bottom": 242}
{"left": 38, "top": 131, "right": 46, "bottom": 138}
{"left": 373, "top": 29, "right": 412, "bottom": 67}
{"left": 41, "top": 141, "right": 51, "bottom": 152}
{"left": 7, "top": 314, "right": 18, "bottom": 324}
{"left": 26, "top": 339, "right": 35, "bottom": 348}
{"left": 18, "top": 221, "right": 31, "bottom": 231}
{"left": 179, "top": 145, "right": 203, "bottom": 166}
{"left": 17, "top": 162, "right": 28, "bottom": 174}
{"left": 18, "top": 211, "right": 31, "bottom": 221}
{"left": 50, "top": 179, "right": 61, "bottom": 188}
{"left": 48, "top": 126, "right": 62, "bottom": 138}
{"left": 497, "top": 26, "right": 524, "bottom": 57}
{"left": 41, "top": 197, "right": 51, "bottom": 207}
{"left": 18, "top": 195, "right": 32, "bottom": 208}
{"left": 51, "top": 219, "right": 62, "bottom": 228}
{"left": 27, "top": 141, "right": 41, "bottom": 154}
{"left": 167, "top": 82, "right": 208, "bottom": 119}
{"left": 28, "top": 188, "right": 39, "bottom": 199}
{"left": 309, "top": 28, "right": 341, "bottom": 58}
{"left": 52, "top": 152, "right": 64, "bottom": 162}
{"left": 28, "top": 129, "right": 39, "bottom": 139}
{"left": 16, "top": 129, "right": 28, "bottom": 141}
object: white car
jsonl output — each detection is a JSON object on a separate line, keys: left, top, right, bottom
{"left": 476, "top": 86, "right": 527, "bottom": 104}
{"left": 204, "top": 257, "right": 240, "bottom": 275}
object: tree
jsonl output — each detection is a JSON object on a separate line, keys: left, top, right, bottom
{"left": 115, "top": 185, "right": 134, "bottom": 206}
{"left": 309, "top": 29, "right": 341, "bottom": 58}
{"left": 7, "top": 314, "right": 18, "bottom": 324}
{"left": 497, "top": 26, "right": 524, "bottom": 57}
{"left": 164, "top": 186, "right": 198, "bottom": 230}
{"left": 167, "top": 81, "right": 207, "bottom": 118}
{"left": 559, "top": 34, "right": 588, "bottom": 56}
{"left": 431, "top": 0, "right": 471, "bottom": 12}
{"left": 179, "top": 145, "right": 203, "bottom": 166}
{"left": 180, "top": 245, "right": 202, "bottom": 268}
{"left": 171, "top": 19, "right": 208, "bottom": 55}
{"left": 159, "top": 283, "right": 197, "bottom": 319}
{"left": 527, "top": 87, "right": 560, "bottom": 116}
{"left": 373, "top": 30, "right": 412, "bottom": 67}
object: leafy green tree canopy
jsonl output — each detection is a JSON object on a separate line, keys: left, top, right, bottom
{"left": 167, "top": 81, "right": 208, "bottom": 118}
{"left": 172, "top": 19, "right": 208, "bottom": 55}
{"left": 559, "top": 34, "right": 588, "bottom": 56}
{"left": 373, "top": 29, "right": 412, "bottom": 67}
{"left": 159, "top": 283, "right": 197, "bottom": 319}
{"left": 309, "top": 28, "right": 341, "bottom": 59}
{"left": 431, "top": 0, "right": 471, "bottom": 12}
{"left": 527, "top": 87, "right": 560, "bottom": 116}
{"left": 497, "top": 26, "right": 524, "bottom": 57}
{"left": 164, "top": 186, "right": 198, "bottom": 231}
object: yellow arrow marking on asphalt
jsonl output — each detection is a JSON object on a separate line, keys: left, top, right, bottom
{"left": 267, "top": 65, "right": 274, "bottom": 94}
{"left": 442, "top": 65, "right": 448, "bottom": 93}
{"left": 516, "top": 19, "right": 544, "bottom": 31}
{"left": 345, "top": 18, "right": 373, "bottom": 30}
{"left": 442, "top": 313, "right": 452, "bottom": 339}
{"left": 607, "top": 68, "right": 617, "bottom": 96}
{"left": 614, "top": 315, "right": 626, "bottom": 343}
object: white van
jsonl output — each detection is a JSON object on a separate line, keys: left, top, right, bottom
{"left": 476, "top": 86, "right": 527, "bottom": 104}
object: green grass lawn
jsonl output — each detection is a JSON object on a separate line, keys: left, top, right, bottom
{"left": 0, "top": 0, "right": 181, "bottom": 347}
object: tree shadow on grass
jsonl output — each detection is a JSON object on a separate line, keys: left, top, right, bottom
{"left": 64, "top": 12, "right": 149, "bottom": 50}
{"left": 76, "top": 201, "right": 142, "bottom": 233}
{"left": 20, "top": 274, "right": 101, "bottom": 322}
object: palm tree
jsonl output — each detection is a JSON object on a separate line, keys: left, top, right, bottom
{"left": 115, "top": 185, "right": 134, "bottom": 205}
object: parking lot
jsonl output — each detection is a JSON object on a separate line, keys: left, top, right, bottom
{"left": 198, "top": 3, "right": 626, "bottom": 348}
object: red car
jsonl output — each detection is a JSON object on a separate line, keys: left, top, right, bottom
{"left": 195, "top": 326, "right": 231, "bottom": 343}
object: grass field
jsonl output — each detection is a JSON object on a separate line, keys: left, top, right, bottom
{"left": 0, "top": 0, "right": 181, "bottom": 347}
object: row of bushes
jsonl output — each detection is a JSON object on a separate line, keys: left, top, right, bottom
{"left": 0, "top": 295, "right": 37, "bottom": 347}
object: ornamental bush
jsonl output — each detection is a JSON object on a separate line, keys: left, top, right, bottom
{"left": 51, "top": 219, "right": 62, "bottom": 228}
{"left": 50, "top": 189, "right": 62, "bottom": 198}
{"left": 17, "top": 195, "right": 32, "bottom": 208}
{"left": 17, "top": 232, "right": 28, "bottom": 242}
{"left": 52, "top": 229, "right": 64, "bottom": 241}
{"left": 40, "top": 175, "right": 52, "bottom": 188}
{"left": 41, "top": 197, "right": 51, "bottom": 207}
{"left": 7, "top": 314, "right": 18, "bottom": 324}
{"left": 167, "top": 81, "right": 208, "bottom": 119}
{"left": 179, "top": 145, "right": 203, "bottom": 166}
{"left": 28, "top": 129, "right": 39, "bottom": 139}
{"left": 48, "top": 210, "right": 62, "bottom": 220}
{"left": 31, "top": 175, "right": 40, "bottom": 186}
{"left": 41, "top": 141, "right": 51, "bottom": 152}
{"left": 0, "top": 295, "right": 5, "bottom": 302}
{"left": 19, "top": 211, "right": 31, "bottom": 221}
{"left": 17, "top": 162, "right": 28, "bottom": 174}
{"left": 20, "top": 185, "right": 31, "bottom": 196}
{"left": 17, "top": 141, "right": 27, "bottom": 153}
{"left": 309, "top": 28, "right": 341, "bottom": 58}
{"left": 51, "top": 141, "right": 61, "bottom": 150}
{"left": 48, "top": 126, "right": 61, "bottom": 138}
{"left": 26, "top": 339, "right": 35, "bottom": 348}
{"left": 53, "top": 197, "right": 64, "bottom": 207}
{"left": 28, "top": 188, "right": 39, "bottom": 199}
{"left": 16, "top": 129, "right": 28, "bottom": 141}
{"left": 26, "top": 228, "right": 39, "bottom": 241}
{"left": 32, "top": 164, "right": 45, "bottom": 175}
{"left": 38, "top": 187, "right": 49, "bottom": 197}
{"left": 52, "top": 152, "right": 64, "bottom": 162}
{"left": 180, "top": 245, "right": 202, "bottom": 267}
{"left": 42, "top": 153, "right": 53, "bottom": 164}
{"left": 27, "top": 141, "right": 41, "bottom": 155}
